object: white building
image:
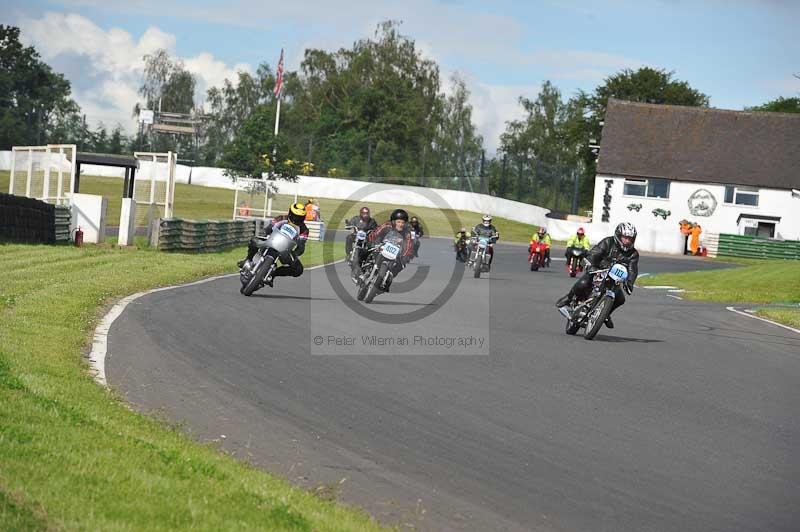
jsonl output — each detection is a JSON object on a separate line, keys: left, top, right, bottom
{"left": 589, "top": 99, "right": 800, "bottom": 254}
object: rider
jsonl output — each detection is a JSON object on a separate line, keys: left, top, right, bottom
{"left": 530, "top": 227, "right": 552, "bottom": 266}
{"left": 454, "top": 227, "right": 470, "bottom": 262}
{"left": 556, "top": 222, "right": 639, "bottom": 329}
{"left": 472, "top": 214, "right": 500, "bottom": 264}
{"left": 239, "top": 202, "right": 309, "bottom": 286}
{"left": 409, "top": 216, "right": 424, "bottom": 257}
{"left": 363, "top": 208, "right": 415, "bottom": 291}
{"left": 565, "top": 227, "right": 591, "bottom": 260}
{"left": 345, "top": 206, "right": 378, "bottom": 257}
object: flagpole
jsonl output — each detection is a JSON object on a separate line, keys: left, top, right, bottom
{"left": 272, "top": 48, "right": 284, "bottom": 158}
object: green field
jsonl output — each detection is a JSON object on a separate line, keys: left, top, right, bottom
{"left": 639, "top": 258, "right": 800, "bottom": 327}
{"left": 0, "top": 171, "right": 541, "bottom": 243}
{"left": 0, "top": 240, "right": 391, "bottom": 531}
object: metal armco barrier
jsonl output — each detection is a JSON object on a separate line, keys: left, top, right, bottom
{"left": 713, "top": 233, "right": 800, "bottom": 260}
{"left": 151, "top": 218, "right": 256, "bottom": 252}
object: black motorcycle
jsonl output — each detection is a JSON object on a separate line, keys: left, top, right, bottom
{"left": 558, "top": 262, "right": 629, "bottom": 340}
{"left": 356, "top": 240, "right": 402, "bottom": 303}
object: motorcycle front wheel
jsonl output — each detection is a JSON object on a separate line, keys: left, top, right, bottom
{"left": 241, "top": 254, "right": 274, "bottom": 296}
{"left": 583, "top": 296, "right": 613, "bottom": 340}
{"left": 365, "top": 263, "right": 388, "bottom": 303}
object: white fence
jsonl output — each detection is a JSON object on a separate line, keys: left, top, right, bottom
{"left": 7, "top": 144, "right": 76, "bottom": 205}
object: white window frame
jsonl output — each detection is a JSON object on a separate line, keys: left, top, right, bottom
{"left": 622, "top": 178, "right": 670, "bottom": 199}
{"left": 724, "top": 186, "right": 759, "bottom": 207}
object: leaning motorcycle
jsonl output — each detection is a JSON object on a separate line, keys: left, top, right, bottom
{"left": 558, "top": 262, "right": 629, "bottom": 340}
{"left": 528, "top": 241, "right": 550, "bottom": 271}
{"left": 356, "top": 241, "right": 402, "bottom": 303}
{"left": 239, "top": 223, "right": 298, "bottom": 296}
{"left": 566, "top": 247, "right": 587, "bottom": 277}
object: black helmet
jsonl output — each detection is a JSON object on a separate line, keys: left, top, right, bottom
{"left": 614, "top": 222, "right": 637, "bottom": 252}
{"left": 390, "top": 208, "right": 409, "bottom": 222}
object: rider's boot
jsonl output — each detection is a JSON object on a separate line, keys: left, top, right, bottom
{"left": 604, "top": 316, "right": 615, "bottom": 329}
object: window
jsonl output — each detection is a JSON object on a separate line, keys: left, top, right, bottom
{"left": 623, "top": 178, "right": 670, "bottom": 198}
{"left": 724, "top": 186, "right": 759, "bottom": 207}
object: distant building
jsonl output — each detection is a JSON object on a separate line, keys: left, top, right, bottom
{"left": 592, "top": 99, "right": 800, "bottom": 253}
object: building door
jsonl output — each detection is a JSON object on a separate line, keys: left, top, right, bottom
{"left": 756, "top": 222, "right": 775, "bottom": 238}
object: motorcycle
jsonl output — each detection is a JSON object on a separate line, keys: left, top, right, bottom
{"left": 240, "top": 222, "right": 298, "bottom": 296}
{"left": 528, "top": 241, "right": 550, "bottom": 271}
{"left": 468, "top": 236, "right": 493, "bottom": 278}
{"left": 566, "top": 247, "right": 587, "bottom": 277}
{"left": 356, "top": 240, "right": 402, "bottom": 303}
{"left": 558, "top": 262, "right": 629, "bottom": 340}
{"left": 454, "top": 238, "right": 470, "bottom": 262}
{"left": 346, "top": 227, "right": 368, "bottom": 266}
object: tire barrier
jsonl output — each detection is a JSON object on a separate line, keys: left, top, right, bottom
{"left": 0, "top": 193, "right": 71, "bottom": 244}
{"left": 715, "top": 233, "right": 800, "bottom": 260}
{"left": 151, "top": 218, "right": 256, "bottom": 252}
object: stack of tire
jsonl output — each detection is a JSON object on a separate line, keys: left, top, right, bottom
{"left": 0, "top": 193, "right": 57, "bottom": 244}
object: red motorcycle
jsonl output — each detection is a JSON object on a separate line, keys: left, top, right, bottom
{"left": 528, "top": 241, "right": 550, "bottom": 271}
{"left": 566, "top": 247, "right": 587, "bottom": 277}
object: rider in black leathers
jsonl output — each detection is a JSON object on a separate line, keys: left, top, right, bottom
{"left": 556, "top": 222, "right": 639, "bottom": 329}
{"left": 345, "top": 206, "right": 378, "bottom": 256}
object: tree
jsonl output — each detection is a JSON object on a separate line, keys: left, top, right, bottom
{"left": 747, "top": 96, "right": 800, "bottom": 113}
{"left": 134, "top": 49, "right": 198, "bottom": 153}
{"left": 219, "top": 104, "right": 298, "bottom": 183}
{"left": 433, "top": 74, "right": 484, "bottom": 188}
{"left": 0, "top": 25, "right": 82, "bottom": 148}
{"left": 499, "top": 81, "right": 583, "bottom": 208}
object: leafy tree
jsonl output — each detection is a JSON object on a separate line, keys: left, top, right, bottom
{"left": 218, "top": 104, "right": 297, "bottom": 183}
{"left": 433, "top": 74, "right": 484, "bottom": 189}
{"left": 0, "top": 25, "right": 82, "bottom": 148}
{"left": 747, "top": 96, "right": 800, "bottom": 113}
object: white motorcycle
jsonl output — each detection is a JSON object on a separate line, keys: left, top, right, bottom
{"left": 239, "top": 223, "right": 298, "bottom": 296}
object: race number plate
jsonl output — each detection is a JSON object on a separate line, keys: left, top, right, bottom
{"left": 608, "top": 263, "right": 629, "bottom": 282}
{"left": 356, "top": 230, "right": 367, "bottom": 240}
{"left": 382, "top": 242, "right": 401, "bottom": 260}
{"left": 278, "top": 223, "right": 299, "bottom": 239}
{"left": 478, "top": 237, "right": 489, "bottom": 248}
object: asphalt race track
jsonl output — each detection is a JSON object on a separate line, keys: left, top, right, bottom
{"left": 107, "top": 237, "right": 800, "bottom": 531}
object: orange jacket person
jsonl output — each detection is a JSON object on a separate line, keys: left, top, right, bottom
{"left": 689, "top": 224, "right": 702, "bottom": 255}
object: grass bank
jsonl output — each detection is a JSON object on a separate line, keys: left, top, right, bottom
{"left": 639, "top": 258, "right": 800, "bottom": 328}
{"left": 1, "top": 171, "right": 541, "bottom": 243}
{"left": 0, "top": 240, "right": 385, "bottom": 531}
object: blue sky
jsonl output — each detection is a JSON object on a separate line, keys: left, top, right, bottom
{"left": 4, "top": 0, "right": 799, "bottom": 152}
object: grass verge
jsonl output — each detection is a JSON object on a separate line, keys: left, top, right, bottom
{"left": 0, "top": 240, "right": 385, "bottom": 531}
{"left": 639, "top": 257, "right": 800, "bottom": 328}
{"left": 1, "top": 171, "right": 541, "bottom": 243}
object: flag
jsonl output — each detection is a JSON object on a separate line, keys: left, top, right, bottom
{"left": 273, "top": 48, "right": 284, "bottom": 98}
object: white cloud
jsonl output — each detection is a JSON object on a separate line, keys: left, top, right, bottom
{"left": 443, "top": 72, "right": 540, "bottom": 155}
{"left": 18, "top": 12, "right": 250, "bottom": 133}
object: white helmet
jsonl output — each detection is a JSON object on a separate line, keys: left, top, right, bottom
{"left": 482, "top": 214, "right": 492, "bottom": 227}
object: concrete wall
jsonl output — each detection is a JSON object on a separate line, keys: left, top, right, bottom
{"left": 591, "top": 174, "right": 800, "bottom": 254}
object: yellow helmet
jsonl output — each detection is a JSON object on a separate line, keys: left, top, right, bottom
{"left": 288, "top": 202, "right": 306, "bottom": 224}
